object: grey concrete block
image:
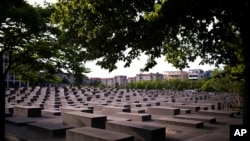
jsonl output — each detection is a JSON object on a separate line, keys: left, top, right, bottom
{"left": 148, "top": 106, "right": 180, "bottom": 115}
{"left": 62, "top": 111, "right": 107, "bottom": 129}
{"left": 106, "top": 121, "right": 165, "bottom": 141}
{"left": 13, "top": 105, "right": 42, "bottom": 117}
{"left": 27, "top": 122, "right": 72, "bottom": 137}
{"left": 66, "top": 127, "right": 134, "bottom": 141}
{"left": 197, "top": 110, "right": 234, "bottom": 117}
{"left": 102, "top": 106, "right": 130, "bottom": 115}
{"left": 156, "top": 117, "right": 204, "bottom": 128}
{"left": 115, "top": 112, "right": 151, "bottom": 121}
{"left": 175, "top": 114, "right": 216, "bottom": 123}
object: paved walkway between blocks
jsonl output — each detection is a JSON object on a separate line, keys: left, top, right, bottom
{"left": 5, "top": 114, "right": 243, "bottom": 141}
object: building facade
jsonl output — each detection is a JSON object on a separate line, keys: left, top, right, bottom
{"left": 3, "top": 56, "right": 29, "bottom": 88}
{"left": 89, "top": 77, "right": 102, "bottom": 86}
{"left": 100, "top": 78, "right": 114, "bottom": 87}
{"left": 82, "top": 76, "right": 90, "bottom": 85}
{"left": 114, "top": 75, "right": 127, "bottom": 87}
{"left": 188, "top": 69, "right": 205, "bottom": 80}
{"left": 163, "top": 71, "right": 189, "bottom": 81}
{"left": 135, "top": 73, "right": 164, "bottom": 82}
{"left": 127, "top": 77, "right": 136, "bottom": 83}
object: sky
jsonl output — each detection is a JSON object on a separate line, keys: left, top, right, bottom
{"left": 27, "top": 0, "right": 218, "bottom": 78}
{"left": 84, "top": 55, "right": 216, "bottom": 78}
{"left": 27, "top": 0, "right": 56, "bottom": 6}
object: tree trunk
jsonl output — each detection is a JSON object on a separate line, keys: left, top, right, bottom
{"left": 0, "top": 53, "right": 5, "bottom": 140}
{"left": 241, "top": 13, "right": 250, "bottom": 126}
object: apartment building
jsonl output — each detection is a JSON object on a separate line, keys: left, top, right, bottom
{"left": 188, "top": 69, "right": 205, "bottom": 80}
{"left": 135, "top": 72, "right": 164, "bottom": 81}
{"left": 89, "top": 77, "right": 102, "bottom": 86}
{"left": 127, "top": 77, "right": 136, "bottom": 83}
{"left": 163, "top": 71, "right": 189, "bottom": 81}
{"left": 114, "top": 75, "right": 127, "bottom": 87}
{"left": 5, "top": 71, "right": 28, "bottom": 88}
{"left": 101, "top": 78, "right": 114, "bottom": 87}
{"left": 82, "top": 76, "right": 90, "bottom": 85}
{"left": 3, "top": 56, "right": 28, "bottom": 88}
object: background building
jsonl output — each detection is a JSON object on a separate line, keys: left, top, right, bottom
{"left": 100, "top": 78, "right": 114, "bottom": 87}
{"left": 89, "top": 77, "right": 102, "bottom": 86}
{"left": 3, "top": 56, "right": 28, "bottom": 88}
{"left": 188, "top": 69, "right": 205, "bottom": 80}
{"left": 163, "top": 71, "right": 188, "bottom": 81}
{"left": 135, "top": 73, "right": 163, "bottom": 82}
{"left": 114, "top": 75, "right": 127, "bottom": 87}
{"left": 127, "top": 77, "right": 136, "bottom": 83}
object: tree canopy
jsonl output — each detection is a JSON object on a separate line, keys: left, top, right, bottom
{"left": 1, "top": 1, "right": 61, "bottom": 83}
{"left": 0, "top": 0, "right": 90, "bottom": 139}
{"left": 52, "top": 0, "right": 244, "bottom": 72}
{"left": 52, "top": 0, "right": 249, "bottom": 125}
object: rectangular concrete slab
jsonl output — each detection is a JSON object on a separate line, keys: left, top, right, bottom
{"left": 102, "top": 106, "right": 130, "bottom": 115}
{"left": 131, "top": 108, "right": 146, "bottom": 113}
{"left": 42, "top": 109, "right": 61, "bottom": 116}
{"left": 61, "top": 106, "right": 93, "bottom": 114}
{"left": 191, "top": 103, "right": 215, "bottom": 110}
{"left": 106, "top": 120, "right": 165, "bottom": 141}
{"left": 5, "top": 117, "right": 37, "bottom": 126}
{"left": 62, "top": 111, "right": 107, "bottom": 129}
{"left": 155, "top": 117, "right": 204, "bottom": 128}
{"left": 27, "top": 122, "right": 72, "bottom": 137}
{"left": 197, "top": 110, "right": 234, "bottom": 117}
{"left": 107, "top": 116, "right": 132, "bottom": 121}
{"left": 175, "top": 114, "right": 216, "bottom": 123}
{"left": 180, "top": 109, "right": 191, "bottom": 114}
{"left": 66, "top": 127, "right": 134, "bottom": 141}
{"left": 115, "top": 112, "right": 151, "bottom": 121}
{"left": 148, "top": 106, "right": 180, "bottom": 115}
{"left": 13, "top": 106, "right": 42, "bottom": 117}
{"left": 5, "top": 112, "right": 12, "bottom": 117}
{"left": 172, "top": 105, "right": 200, "bottom": 113}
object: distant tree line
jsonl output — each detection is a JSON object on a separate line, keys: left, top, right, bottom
{"left": 126, "top": 68, "right": 244, "bottom": 95}
{"left": 126, "top": 79, "right": 202, "bottom": 90}
{"left": 83, "top": 67, "right": 244, "bottom": 96}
